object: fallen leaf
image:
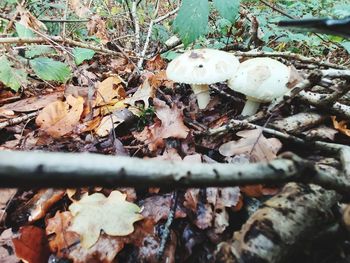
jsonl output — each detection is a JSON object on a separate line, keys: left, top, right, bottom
{"left": 17, "top": 5, "right": 47, "bottom": 32}
{"left": 94, "top": 108, "right": 133, "bottom": 137}
{"left": 70, "top": 0, "right": 92, "bottom": 18}
{"left": 145, "top": 54, "right": 167, "bottom": 71}
{"left": 36, "top": 95, "right": 84, "bottom": 138}
{"left": 46, "top": 211, "right": 123, "bottom": 263}
{"left": 69, "top": 190, "right": 143, "bottom": 248}
{"left": 133, "top": 121, "right": 165, "bottom": 152}
{"left": 86, "top": 15, "right": 109, "bottom": 43}
{"left": 331, "top": 116, "right": 350, "bottom": 137}
{"left": 27, "top": 189, "right": 66, "bottom": 222}
{"left": 140, "top": 194, "right": 186, "bottom": 223}
{"left": 13, "top": 226, "right": 50, "bottom": 263}
{"left": 219, "top": 129, "right": 282, "bottom": 161}
{"left": 126, "top": 78, "right": 155, "bottom": 109}
{"left": 1, "top": 92, "right": 63, "bottom": 112}
{"left": 0, "top": 189, "right": 16, "bottom": 224}
{"left": 154, "top": 98, "right": 189, "bottom": 139}
{"left": 149, "top": 70, "right": 174, "bottom": 89}
{"left": 94, "top": 76, "right": 125, "bottom": 106}
{"left": 0, "top": 229, "right": 18, "bottom": 263}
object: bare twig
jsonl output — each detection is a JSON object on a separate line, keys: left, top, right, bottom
{"left": 131, "top": 0, "right": 140, "bottom": 53}
{"left": 0, "top": 112, "right": 38, "bottom": 130}
{"left": 137, "top": 7, "right": 179, "bottom": 68}
{"left": 231, "top": 51, "right": 348, "bottom": 70}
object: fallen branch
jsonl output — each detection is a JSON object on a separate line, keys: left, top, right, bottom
{"left": 232, "top": 51, "right": 348, "bottom": 70}
{"left": 0, "top": 112, "right": 38, "bottom": 130}
{"left": 0, "top": 151, "right": 349, "bottom": 195}
{"left": 215, "top": 183, "right": 339, "bottom": 263}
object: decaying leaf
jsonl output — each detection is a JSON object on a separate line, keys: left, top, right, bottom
{"left": 27, "top": 189, "right": 66, "bottom": 222}
{"left": 70, "top": 0, "right": 92, "bottom": 18}
{"left": 126, "top": 78, "right": 155, "bottom": 109}
{"left": 133, "top": 121, "right": 165, "bottom": 151}
{"left": 13, "top": 226, "right": 50, "bottom": 263}
{"left": 69, "top": 190, "right": 143, "bottom": 248}
{"left": 0, "top": 92, "right": 64, "bottom": 112}
{"left": 219, "top": 129, "right": 282, "bottom": 161}
{"left": 36, "top": 95, "right": 84, "bottom": 138}
{"left": 332, "top": 116, "right": 350, "bottom": 137}
{"left": 86, "top": 15, "right": 109, "bottom": 43}
{"left": 154, "top": 98, "right": 189, "bottom": 139}
{"left": 0, "top": 189, "right": 16, "bottom": 224}
{"left": 145, "top": 54, "right": 167, "bottom": 71}
{"left": 140, "top": 194, "right": 186, "bottom": 223}
{"left": 94, "top": 76, "right": 125, "bottom": 106}
{"left": 0, "top": 229, "right": 18, "bottom": 263}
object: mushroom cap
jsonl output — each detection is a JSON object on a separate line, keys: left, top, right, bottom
{"left": 166, "top": 49, "right": 240, "bottom": 85}
{"left": 228, "top": 58, "right": 292, "bottom": 102}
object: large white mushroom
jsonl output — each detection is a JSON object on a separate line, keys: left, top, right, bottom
{"left": 228, "top": 57, "right": 301, "bottom": 116}
{"left": 166, "top": 49, "right": 240, "bottom": 109}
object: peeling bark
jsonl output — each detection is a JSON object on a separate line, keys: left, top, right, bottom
{"left": 215, "top": 183, "right": 339, "bottom": 263}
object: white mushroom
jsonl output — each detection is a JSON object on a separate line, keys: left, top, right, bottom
{"left": 166, "top": 49, "right": 240, "bottom": 109}
{"left": 228, "top": 57, "right": 302, "bottom": 116}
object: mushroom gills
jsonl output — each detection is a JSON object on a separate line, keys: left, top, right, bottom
{"left": 191, "top": 84, "right": 210, "bottom": 109}
{"left": 241, "top": 98, "right": 261, "bottom": 116}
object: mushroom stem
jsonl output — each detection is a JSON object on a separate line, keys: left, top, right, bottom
{"left": 241, "top": 99, "right": 261, "bottom": 116}
{"left": 191, "top": 84, "right": 210, "bottom": 109}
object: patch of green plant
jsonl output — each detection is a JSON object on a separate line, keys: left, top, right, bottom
{"left": 136, "top": 106, "right": 155, "bottom": 131}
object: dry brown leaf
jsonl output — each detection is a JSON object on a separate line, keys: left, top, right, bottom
{"left": 17, "top": 5, "right": 47, "bottom": 32}
{"left": 0, "top": 228, "right": 18, "bottom": 263}
{"left": 94, "top": 76, "right": 125, "bottom": 106}
{"left": 149, "top": 70, "right": 174, "bottom": 89}
{"left": 86, "top": 15, "right": 109, "bottom": 43}
{"left": 219, "top": 129, "right": 282, "bottom": 161}
{"left": 1, "top": 92, "right": 63, "bottom": 112}
{"left": 69, "top": 0, "right": 92, "bottom": 18}
{"left": 27, "top": 189, "right": 65, "bottom": 222}
{"left": 126, "top": 78, "right": 155, "bottom": 109}
{"left": 69, "top": 190, "right": 143, "bottom": 248}
{"left": 331, "top": 116, "right": 350, "bottom": 137}
{"left": 154, "top": 98, "right": 189, "bottom": 139}
{"left": 36, "top": 95, "right": 84, "bottom": 138}
{"left": 145, "top": 54, "right": 167, "bottom": 71}
{"left": 46, "top": 211, "right": 124, "bottom": 263}
{"left": 133, "top": 121, "right": 165, "bottom": 152}
{"left": 13, "top": 226, "right": 50, "bottom": 263}
{"left": 140, "top": 194, "right": 186, "bottom": 223}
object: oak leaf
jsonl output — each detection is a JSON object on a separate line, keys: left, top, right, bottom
{"left": 94, "top": 76, "right": 125, "bottom": 106}
{"left": 219, "top": 129, "right": 282, "bottom": 161}
{"left": 69, "top": 190, "right": 143, "bottom": 248}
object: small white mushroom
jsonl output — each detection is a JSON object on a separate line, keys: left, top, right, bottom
{"left": 166, "top": 49, "right": 240, "bottom": 109}
{"left": 228, "top": 57, "right": 302, "bottom": 116}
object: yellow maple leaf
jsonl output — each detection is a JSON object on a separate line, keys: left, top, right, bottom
{"left": 69, "top": 191, "right": 143, "bottom": 248}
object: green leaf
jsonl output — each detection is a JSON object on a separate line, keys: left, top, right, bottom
{"left": 213, "top": 0, "right": 240, "bottom": 22}
{"left": 15, "top": 22, "right": 35, "bottom": 38}
{"left": 0, "top": 56, "right": 27, "bottom": 91}
{"left": 25, "top": 45, "right": 56, "bottom": 58}
{"left": 30, "top": 57, "right": 71, "bottom": 83}
{"left": 72, "top": 47, "right": 95, "bottom": 65}
{"left": 341, "top": 42, "right": 350, "bottom": 54}
{"left": 173, "top": 0, "right": 209, "bottom": 46}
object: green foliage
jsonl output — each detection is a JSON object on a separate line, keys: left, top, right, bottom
{"left": 137, "top": 106, "right": 155, "bottom": 131}
{"left": 15, "top": 23, "right": 35, "bottom": 38}
{"left": 173, "top": 0, "right": 209, "bottom": 47}
{"left": 30, "top": 57, "right": 71, "bottom": 83}
{"left": 213, "top": 0, "right": 240, "bottom": 23}
{"left": 25, "top": 46, "right": 56, "bottom": 58}
{"left": 0, "top": 56, "right": 27, "bottom": 92}
{"left": 72, "top": 48, "right": 96, "bottom": 65}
